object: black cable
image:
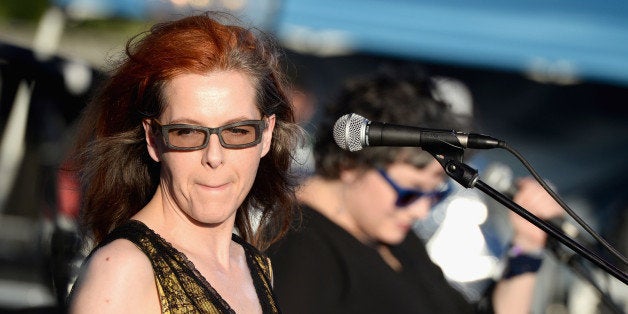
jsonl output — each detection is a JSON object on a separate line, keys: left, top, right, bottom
{"left": 499, "top": 141, "right": 627, "bottom": 266}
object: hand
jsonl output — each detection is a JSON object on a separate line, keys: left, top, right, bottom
{"left": 510, "top": 177, "right": 564, "bottom": 252}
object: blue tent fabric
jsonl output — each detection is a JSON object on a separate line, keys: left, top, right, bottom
{"left": 275, "top": 0, "right": 628, "bottom": 86}
{"left": 52, "top": 0, "right": 628, "bottom": 85}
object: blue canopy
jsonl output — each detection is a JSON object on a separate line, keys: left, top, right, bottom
{"left": 53, "top": 0, "right": 628, "bottom": 86}
{"left": 274, "top": 0, "right": 628, "bottom": 86}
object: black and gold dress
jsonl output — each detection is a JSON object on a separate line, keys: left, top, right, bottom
{"left": 89, "top": 220, "right": 280, "bottom": 313}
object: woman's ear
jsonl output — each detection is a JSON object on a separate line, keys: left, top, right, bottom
{"left": 260, "top": 114, "right": 276, "bottom": 157}
{"left": 142, "top": 119, "right": 161, "bottom": 162}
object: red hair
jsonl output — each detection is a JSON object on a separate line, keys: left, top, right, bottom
{"left": 70, "top": 12, "right": 300, "bottom": 250}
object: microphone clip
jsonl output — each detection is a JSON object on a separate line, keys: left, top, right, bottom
{"left": 426, "top": 147, "right": 479, "bottom": 189}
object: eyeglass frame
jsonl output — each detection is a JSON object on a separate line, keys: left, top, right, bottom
{"left": 376, "top": 168, "right": 452, "bottom": 208}
{"left": 152, "top": 118, "right": 267, "bottom": 151}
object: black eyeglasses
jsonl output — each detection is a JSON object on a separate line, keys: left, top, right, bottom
{"left": 152, "top": 119, "right": 266, "bottom": 150}
{"left": 377, "top": 168, "right": 451, "bottom": 207}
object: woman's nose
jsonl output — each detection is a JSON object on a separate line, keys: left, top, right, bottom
{"left": 203, "top": 133, "right": 224, "bottom": 168}
{"left": 405, "top": 197, "right": 432, "bottom": 221}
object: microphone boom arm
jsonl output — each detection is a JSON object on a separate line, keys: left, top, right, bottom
{"left": 427, "top": 148, "right": 628, "bottom": 285}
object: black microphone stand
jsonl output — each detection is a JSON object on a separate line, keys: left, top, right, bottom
{"left": 427, "top": 148, "right": 628, "bottom": 285}
{"left": 546, "top": 237, "right": 625, "bottom": 313}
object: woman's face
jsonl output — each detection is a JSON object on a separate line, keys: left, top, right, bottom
{"left": 344, "top": 160, "right": 447, "bottom": 245}
{"left": 144, "top": 70, "right": 275, "bottom": 226}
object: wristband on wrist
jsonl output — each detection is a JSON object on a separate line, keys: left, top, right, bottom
{"left": 502, "top": 244, "right": 543, "bottom": 279}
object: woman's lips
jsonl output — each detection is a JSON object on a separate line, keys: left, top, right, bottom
{"left": 397, "top": 223, "right": 411, "bottom": 232}
{"left": 198, "top": 182, "right": 229, "bottom": 191}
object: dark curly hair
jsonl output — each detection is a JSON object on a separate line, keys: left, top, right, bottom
{"left": 314, "top": 64, "right": 473, "bottom": 179}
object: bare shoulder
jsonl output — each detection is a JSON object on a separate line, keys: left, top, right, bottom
{"left": 69, "top": 239, "right": 160, "bottom": 313}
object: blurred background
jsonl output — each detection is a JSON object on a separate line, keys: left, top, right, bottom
{"left": 1, "top": 0, "right": 627, "bottom": 313}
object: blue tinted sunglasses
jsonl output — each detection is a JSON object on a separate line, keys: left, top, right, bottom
{"left": 377, "top": 168, "right": 452, "bottom": 207}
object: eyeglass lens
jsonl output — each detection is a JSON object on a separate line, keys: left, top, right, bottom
{"left": 377, "top": 168, "right": 450, "bottom": 207}
{"left": 167, "top": 123, "right": 259, "bottom": 148}
{"left": 156, "top": 119, "right": 264, "bottom": 150}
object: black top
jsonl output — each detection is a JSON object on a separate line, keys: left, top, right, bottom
{"left": 71, "top": 220, "right": 280, "bottom": 313}
{"left": 267, "top": 206, "right": 478, "bottom": 314}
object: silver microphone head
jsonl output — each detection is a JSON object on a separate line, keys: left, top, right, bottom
{"left": 333, "top": 113, "right": 369, "bottom": 152}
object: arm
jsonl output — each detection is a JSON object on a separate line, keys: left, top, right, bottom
{"left": 69, "top": 239, "right": 160, "bottom": 313}
{"left": 491, "top": 177, "right": 564, "bottom": 314}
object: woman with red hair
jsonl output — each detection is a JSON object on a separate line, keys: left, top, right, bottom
{"left": 68, "top": 12, "right": 301, "bottom": 313}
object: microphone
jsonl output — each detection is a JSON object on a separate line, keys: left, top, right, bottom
{"left": 333, "top": 113, "right": 504, "bottom": 152}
